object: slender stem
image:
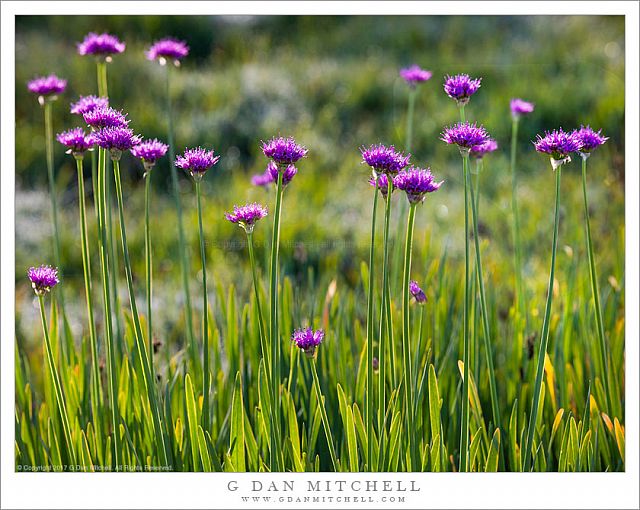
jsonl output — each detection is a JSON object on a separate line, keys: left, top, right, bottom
{"left": 269, "top": 171, "right": 285, "bottom": 471}
{"left": 165, "top": 64, "right": 197, "bottom": 365}
{"left": 402, "top": 202, "right": 417, "bottom": 470}
{"left": 406, "top": 88, "right": 417, "bottom": 153}
{"left": 581, "top": 157, "right": 613, "bottom": 417}
{"left": 76, "top": 156, "right": 103, "bottom": 431}
{"left": 310, "top": 359, "right": 339, "bottom": 471}
{"left": 37, "top": 294, "right": 77, "bottom": 465}
{"left": 195, "top": 180, "right": 210, "bottom": 433}
{"left": 247, "top": 232, "right": 268, "bottom": 366}
{"left": 113, "top": 158, "right": 168, "bottom": 466}
{"left": 459, "top": 149, "right": 471, "bottom": 472}
{"left": 523, "top": 165, "right": 562, "bottom": 471}
{"left": 145, "top": 172, "right": 154, "bottom": 374}
{"left": 96, "top": 146, "right": 119, "bottom": 470}
{"left": 366, "top": 179, "right": 379, "bottom": 471}
{"left": 510, "top": 118, "right": 527, "bottom": 352}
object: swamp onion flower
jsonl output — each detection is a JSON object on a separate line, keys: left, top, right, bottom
{"left": 441, "top": 122, "right": 491, "bottom": 152}
{"left": 470, "top": 139, "right": 498, "bottom": 159}
{"left": 361, "top": 143, "right": 411, "bottom": 176}
{"left": 70, "top": 95, "right": 109, "bottom": 115}
{"left": 409, "top": 280, "right": 427, "bottom": 304}
{"left": 573, "top": 125, "right": 608, "bottom": 156}
{"left": 27, "top": 74, "right": 66, "bottom": 104}
{"left": 393, "top": 166, "right": 443, "bottom": 204}
{"left": 131, "top": 138, "right": 169, "bottom": 171}
{"left": 261, "top": 136, "right": 308, "bottom": 165}
{"left": 251, "top": 162, "right": 298, "bottom": 187}
{"left": 291, "top": 327, "right": 325, "bottom": 358}
{"left": 400, "top": 65, "right": 432, "bottom": 88}
{"left": 510, "top": 98, "right": 535, "bottom": 118}
{"left": 83, "top": 106, "right": 129, "bottom": 130}
{"left": 146, "top": 38, "right": 189, "bottom": 65}
{"left": 56, "top": 127, "right": 94, "bottom": 158}
{"left": 369, "top": 173, "right": 391, "bottom": 198}
{"left": 93, "top": 126, "right": 142, "bottom": 160}
{"left": 533, "top": 128, "right": 583, "bottom": 169}
{"left": 28, "top": 265, "right": 59, "bottom": 296}
{"left": 225, "top": 203, "right": 268, "bottom": 234}
{"left": 78, "top": 32, "right": 126, "bottom": 60}
{"left": 443, "top": 74, "right": 482, "bottom": 105}
{"left": 175, "top": 146, "right": 220, "bottom": 180}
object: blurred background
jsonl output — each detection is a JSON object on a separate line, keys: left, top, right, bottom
{"left": 15, "top": 15, "right": 624, "bottom": 355}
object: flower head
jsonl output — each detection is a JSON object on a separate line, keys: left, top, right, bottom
{"left": 27, "top": 75, "right": 66, "bottom": 104}
{"left": 175, "top": 146, "right": 220, "bottom": 180}
{"left": 70, "top": 95, "right": 109, "bottom": 115}
{"left": 533, "top": 128, "right": 583, "bottom": 167}
{"left": 56, "top": 127, "right": 94, "bottom": 157}
{"left": 93, "top": 126, "right": 142, "bottom": 159}
{"left": 146, "top": 38, "right": 189, "bottom": 64}
{"left": 360, "top": 143, "right": 411, "bottom": 176}
{"left": 393, "top": 167, "right": 443, "bottom": 204}
{"left": 77, "top": 32, "right": 126, "bottom": 59}
{"left": 409, "top": 280, "right": 427, "bottom": 304}
{"left": 251, "top": 171, "right": 273, "bottom": 187}
{"left": 443, "top": 74, "right": 482, "bottom": 105}
{"left": 510, "top": 98, "right": 535, "bottom": 118}
{"left": 470, "top": 139, "right": 498, "bottom": 159}
{"left": 291, "top": 327, "right": 325, "bottom": 358}
{"left": 573, "top": 125, "right": 608, "bottom": 154}
{"left": 83, "top": 106, "right": 129, "bottom": 130}
{"left": 369, "top": 173, "right": 391, "bottom": 198}
{"left": 28, "top": 265, "right": 59, "bottom": 296}
{"left": 225, "top": 202, "right": 268, "bottom": 233}
{"left": 261, "top": 136, "right": 308, "bottom": 165}
{"left": 400, "top": 65, "right": 432, "bottom": 88}
{"left": 130, "top": 138, "right": 169, "bottom": 171}
{"left": 251, "top": 161, "right": 297, "bottom": 187}
{"left": 441, "top": 122, "right": 491, "bottom": 151}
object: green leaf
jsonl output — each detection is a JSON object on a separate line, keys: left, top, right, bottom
{"left": 184, "top": 374, "right": 200, "bottom": 471}
{"left": 485, "top": 429, "right": 500, "bottom": 472}
{"left": 230, "top": 372, "right": 246, "bottom": 472}
{"left": 197, "top": 426, "right": 213, "bottom": 471}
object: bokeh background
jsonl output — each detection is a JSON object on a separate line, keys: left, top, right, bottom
{"left": 15, "top": 15, "right": 624, "bottom": 361}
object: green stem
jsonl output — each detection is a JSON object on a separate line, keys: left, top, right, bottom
{"left": 75, "top": 156, "right": 103, "bottom": 434}
{"left": 247, "top": 232, "right": 268, "bottom": 367}
{"left": 165, "top": 64, "right": 197, "bottom": 366}
{"left": 366, "top": 178, "right": 379, "bottom": 471}
{"left": 195, "top": 180, "right": 210, "bottom": 433}
{"left": 523, "top": 165, "right": 562, "bottom": 471}
{"left": 459, "top": 149, "right": 471, "bottom": 472}
{"left": 401, "top": 202, "right": 417, "bottom": 470}
{"left": 38, "top": 294, "right": 77, "bottom": 465}
{"left": 581, "top": 156, "right": 613, "bottom": 417}
{"left": 96, "top": 146, "right": 119, "bottom": 470}
{"left": 310, "top": 359, "right": 339, "bottom": 471}
{"left": 269, "top": 171, "right": 285, "bottom": 471}
{"left": 145, "top": 172, "right": 154, "bottom": 374}
{"left": 113, "top": 158, "right": 169, "bottom": 466}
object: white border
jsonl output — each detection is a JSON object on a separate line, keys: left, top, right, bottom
{"left": 2, "top": 2, "right": 638, "bottom": 509}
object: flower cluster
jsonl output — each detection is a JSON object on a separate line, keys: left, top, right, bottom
{"left": 510, "top": 98, "right": 535, "bottom": 118}
{"left": 131, "top": 138, "right": 169, "bottom": 171}
{"left": 225, "top": 203, "right": 268, "bottom": 233}
{"left": 361, "top": 144, "right": 411, "bottom": 176}
{"left": 56, "top": 128, "right": 94, "bottom": 158}
{"left": 369, "top": 173, "right": 390, "bottom": 198}
{"left": 441, "top": 122, "right": 491, "bottom": 151}
{"left": 28, "top": 265, "right": 59, "bottom": 296}
{"left": 78, "top": 32, "right": 126, "bottom": 59}
{"left": 291, "top": 327, "right": 325, "bottom": 358}
{"left": 533, "top": 128, "right": 583, "bottom": 166}
{"left": 573, "top": 125, "right": 608, "bottom": 154}
{"left": 83, "top": 106, "right": 129, "bottom": 130}
{"left": 262, "top": 136, "right": 308, "bottom": 165}
{"left": 27, "top": 75, "right": 67, "bottom": 103}
{"left": 146, "top": 38, "right": 189, "bottom": 64}
{"left": 443, "top": 74, "right": 482, "bottom": 105}
{"left": 175, "top": 147, "right": 220, "bottom": 180}
{"left": 93, "top": 126, "right": 142, "bottom": 159}
{"left": 70, "top": 95, "right": 109, "bottom": 115}
{"left": 393, "top": 167, "right": 443, "bottom": 204}
{"left": 409, "top": 281, "right": 427, "bottom": 304}
{"left": 470, "top": 139, "right": 498, "bottom": 159}
{"left": 252, "top": 161, "right": 298, "bottom": 187}
{"left": 400, "top": 65, "right": 432, "bottom": 88}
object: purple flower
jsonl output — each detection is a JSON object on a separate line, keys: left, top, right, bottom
{"left": 77, "top": 32, "right": 125, "bottom": 59}
{"left": 146, "top": 38, "right": 189, "bottom": 64}
{"left": 369, "top": 173, "right": 391, "bottom": 198}
{"left": 225, "top": 202, "right": 268, "bottom": 233}
{"left": 130, "top": 138, "right": 169, "bottom": 170}
{"left": 175, "top": 147, "right": 220, "bottom": 180}
{"left": 28, "top": 265, "right": 59, "bottom": 295}
{"left": 409, "top": 280, "right": 427, "bottom": 304}
{"left": 510, "top": 98, "right": 535, "bottom": 118}
{"left": 251, "top": 162, "right": 297, "bottom": 188}
{"left": 261, "top": 136, "right": 308, "bottom": 165}
{"left": 291, "top": 327, "right": 325, "bottom": 358}
{"left": 70, "top": 95, "right": 109, "bottom": 115}
{"left": 443, "top": 74, "right": 482, "bottom": 105}
{"left": 361, "top": 144, "right": 411, "bottom": 176}
{"left": 93, "top": 126, "right": 142, "bottom": 159}
{"left": 533, "top": 128, "right": 583, "bottom": 164}
{"left": 251, "top": 171, "right": 273, "bottom": 187}
{"left": 573, "top": 125, "right": 608, "bottom": 154}
{"left": 83, "top": 106, "right": 129, "bottom": 130}
{"left": 56, "top": 127, "right": 94, "bottom": 157}
{"left": 441, "top": 122, "right": 491, "bottom": 150}
{"left": 393, "top": 167, "right": 443, "bottom": 204}
{"left": 400, "top": 65, "right": 432, "bottom": 88}
{"left": 27, "top": 75, "right": 66, "bottom": 103}
{"left": 470, "top": 139, "right": 498, "bottom": 159}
